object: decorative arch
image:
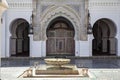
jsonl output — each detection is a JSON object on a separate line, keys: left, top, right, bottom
{"left": 10, "top": 18, "right": 30, "bottom": 57}
{"left": 40, "top": 5, "right": 81, "bottom": 41}
{"left": 10, "top": 18, "right": 29, "bottom": 38}
{"left": 101, "top": 18, "right": 117, "bottom": 37}
{"left": 92, "top": 18, "right": 117, "bottom": 56}
{"left": 93, "top": 18, "right": 116, "bottom": 38}
{"left": 46, "top": 16, "right": 75, "bottom": 56}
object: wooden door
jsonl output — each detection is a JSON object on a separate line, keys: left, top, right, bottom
{"left": 47, "top": 22, "right": 75, "bottom": 56}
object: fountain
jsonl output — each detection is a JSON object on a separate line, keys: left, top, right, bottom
{"left": 44, "top": 58, "right": 71, "bottom": 69}
{"left": 18, "top": 58, "right": 89, "bottom": 78}
{"left": 34, "top": 58, "right": 79, "bottom": 75}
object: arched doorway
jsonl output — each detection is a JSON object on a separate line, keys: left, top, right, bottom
{"left": 92, "top": 18, "right": 117, "bottom": 56}
{"left": 10, "top": 18, "right": 30, "bottom": 57}
{"left": 46, "top": 17, "right": 75, "bottom": 56}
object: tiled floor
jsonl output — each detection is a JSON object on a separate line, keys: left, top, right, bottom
{"left": 1, "top": 67, "right": 120, "bottom": 80}
{"left": 1, "top": 57, "right": 120, "bottom": 80}
{"left": 1, "top": 57, "right": 120, "bottom": 68}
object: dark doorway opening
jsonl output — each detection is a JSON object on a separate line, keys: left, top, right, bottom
{"left": 10, "top": 19, "right": 30, "bottom": 57}
{"left": 92, "top": 18, "right": 117, "bottom": 56}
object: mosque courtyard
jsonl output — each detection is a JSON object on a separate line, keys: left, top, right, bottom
{"left": 1, "top": 57, "right": 120, "bottom": 80}
{"left": 1, "top": 0, "right": 120, "bottom": 80}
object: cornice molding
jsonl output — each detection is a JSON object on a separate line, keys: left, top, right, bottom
{"left": 89, "top": 2, "right": 120, "bottom": 7}
{"left": 7, "top": 1, "right": 120, "bottom": 9}
{"left": 8, "top": 2, "right": 32, "bottom": 8}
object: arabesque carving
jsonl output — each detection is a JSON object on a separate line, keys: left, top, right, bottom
{"left": 33, "top": 0, "right": 88, "bottom": 41}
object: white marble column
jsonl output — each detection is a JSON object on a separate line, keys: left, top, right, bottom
{"left": 75, "top": 41, "right": 80, "bottom": 57}
{"left": 41, "top": 41, "right": 46, "bottom": 57}
{"left": 0, "top": 0, "right": 8, "bottom": 58}
{"left": 29, "top": 34, "right": 33, "bottom": 57}
{"left": 10, "top": 37, "right": 17, "bottom": 55}
{"left": 88, "top": 35, "right": 94, "bottom": 56}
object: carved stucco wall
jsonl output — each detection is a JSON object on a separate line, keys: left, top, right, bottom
{"left": 33, "top": 0, "right": 88, "bottom": 41}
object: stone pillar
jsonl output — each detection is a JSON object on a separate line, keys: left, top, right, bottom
{"left": 108, "top": 38, "right": 117, "bottom": 55}
{"left": 102, "top": 38, "right": 108, "bottom": 52}
{"left": 0, "top": 0, "right": 8, "bottom": 58}
{"left": 88, "top": 35, "right": 93, "bottom": 56}
{"left": 75, "top": 41, "right": 80, "bottom": 57}
{"left": 10, "top": 37, "right": 17, "bottom": 56}
{"left": 33, "top": 0, "right": 42, "bottom": 41}
{"left": 41, "top": 41, "right": 46, "bottom": 57}
{"left": 17, "top": 38, "right": 23, "bottom": 53}
{"left": 80, "top": 1, "right": 87, "bottom": 41}
{"left": 29, "top": 35, "right": 33, "bottom": 57}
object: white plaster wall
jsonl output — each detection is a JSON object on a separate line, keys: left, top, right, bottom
{"left": 31, "top": 40, "right": 46, "bottom": 57}
{"left": 1, "top": 13, "right": 6, "bottom": 57}
{"left": 117, "top": 16, "right": 120, "bottom": 56}
{"left": 79, "top": 41, "right": 90, "bottom": 57}
{"left": 2, "top": 9, "right": 32, "bottom": 57}
{"left": 30, "top": 41, "right": 42, "bottom": 57}
{"left": 29, "top": 35, "right": 46, "bottom": 57}
{"left": 75, "top": 40, "right": 91, "bottom": 57}
{"left": 75, "top": 36, "right": 93, "bottom": 57}
{"left": 75, "top": 41, "right": 81, "bottom": 56}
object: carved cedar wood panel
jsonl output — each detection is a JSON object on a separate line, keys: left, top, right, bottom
{"left": 47, "top": 22, "right": 75, "bottom": 56}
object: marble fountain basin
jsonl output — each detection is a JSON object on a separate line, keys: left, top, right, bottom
{"left": 44, "top": 58, "right": 71, "bottom": 66}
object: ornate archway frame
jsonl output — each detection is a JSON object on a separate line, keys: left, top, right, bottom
{"left": 32, "top": 2, "right": 88, "bottom": 57}
{"left": 40, "top": 5, "right": 82, "bottom": 41}
{"left": 10, "top": 18, "right": 29, "bottom": 38}
{"left": 93, "top": 18, "right": 117, "bottom": 38}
